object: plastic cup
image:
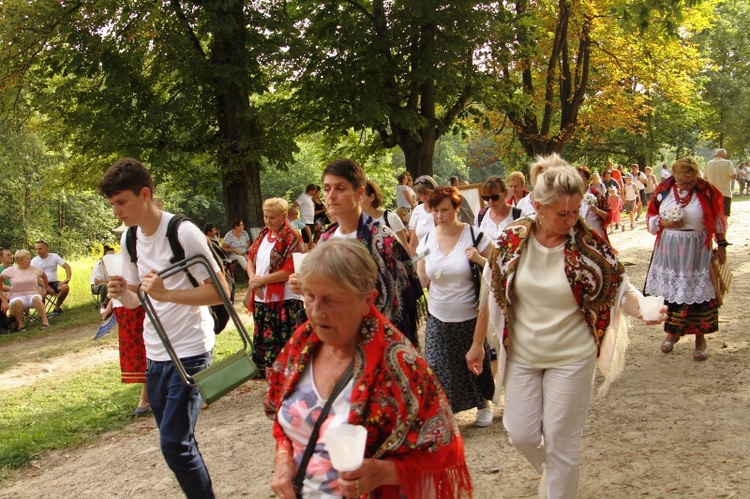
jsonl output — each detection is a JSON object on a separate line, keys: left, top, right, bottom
{"left": 292, "top": 252, "right": 307, "bottom": 272}
{"left": 324, "top": 424, "right": 367, "bottom": 472}
{"left": 102, "top": 253, "right": 123, "bottom": 277}
{"left": 640, "top": 295, "right": 664, "bottom": 321}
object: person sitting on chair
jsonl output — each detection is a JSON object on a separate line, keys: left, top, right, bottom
{"left": 222, "top": 219, "right": 251, "bottom": 272}
{"left": 0, "top": 248, "right": 14, "bottom": 333}
{"left": 32, "top": 240, "right": 72, "bottom": 316}
{"left": 0, "top": 250, "right": 50, "bottom": 332}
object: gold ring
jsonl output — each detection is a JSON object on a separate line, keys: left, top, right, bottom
{"left": 355, "top": 480, "right": 361, "bottom": 497}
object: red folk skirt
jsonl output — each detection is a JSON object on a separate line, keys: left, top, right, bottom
{"left": 114, "top": 306, "right": 147, "bottom": 383}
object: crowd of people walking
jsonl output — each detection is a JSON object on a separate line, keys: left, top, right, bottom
{"left": 2, "top": 149, "right": 737, "bottom": 498}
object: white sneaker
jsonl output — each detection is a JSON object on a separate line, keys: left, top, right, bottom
{"left": 474, "top": 407, "right": 493, "bottom": 427}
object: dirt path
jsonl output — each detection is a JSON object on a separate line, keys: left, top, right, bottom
{"left": 2, "top": 202, "right": 750, "bottom": 498}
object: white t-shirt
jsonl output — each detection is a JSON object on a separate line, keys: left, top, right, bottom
{"left": 516, "top": 193, "right": 536, "bottom": 216}
{"left": 474, "top": 208, "right": 517, "bottom": 244}
{"left": 395, "top": 185, "right": 415, "bottom": 209}
{"left": 330, "top": 227, "right": 358, "bottom": 239}
{"left": 660, "top": 167, "right": 671, "bottom": 179}
{"left": 508, "top": 232, "right": 595, "bottom": 367}
{"left": 622, "top": 182, "right": 638, "bottom": 201}
{"left": 295, "top": 192, "right": 315, "bottom": 224}
{"left": 408, "top": 204, "right": 435, "bottom": 246}
{"left": 90, "top": 260, "right": 108, "bottom": 285}
{"left": 31, "top": 253, "right": 66, "bottom": 282}
{"left": 376, "top": 210, "right": 406, "bottom": 234}
{"left": 253, "top": 235, "right": 298, "bottom": 302}
{"left": 417, "top": 224, "right": 491, "bottom": 322}
{"left": 120, "top": 212, "right": 218, "bottom": 361}
{"left": 632, "top": 171, "right": 647, "bottom": 190}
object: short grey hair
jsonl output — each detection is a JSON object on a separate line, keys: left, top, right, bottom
{"left": 299, "top": 239, "right": 377, "bottom": 296}
{"left": 533, "top": 163, "right": 585, "bottom": 207}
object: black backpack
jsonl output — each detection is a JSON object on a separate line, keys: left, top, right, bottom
{"left": 477, "top": 206, "right": 522, "bottom": 225}
{"left": 125, "top": 215, "right": 235, "bottom": 334}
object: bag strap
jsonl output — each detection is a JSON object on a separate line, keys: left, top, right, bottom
{"left": 382, "top": 209, "right": 391, "bottom": 229}
{"left": 477, "top": 206, "right": 489, "bottom": 225}
{"left": 469, "top": 225, "right": 483, "bottom": 248}
{"left": 293, "top": 360, "right": 355, "bottom": 495}
{"left": 165, "top": 215, "right": 201, "bottom": 288}
{"left": 125, "top": 226, "right": 138, "bottom": 264}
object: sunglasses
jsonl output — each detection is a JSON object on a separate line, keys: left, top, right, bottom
{"left": 481, "top": 194, "right": 502, "bottom": 202}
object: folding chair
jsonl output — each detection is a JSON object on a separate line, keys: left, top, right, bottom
{"left": 43, "top": 292, "right": 60, "bottom": 317}
{"left": 91, "top": 284, "right": 110, "bottom": 312}
{"left": 13, "top": 296, "right": 51, "bottom": 331}
{"left": 137, "top": 254, "right": 257, "bottom": 405}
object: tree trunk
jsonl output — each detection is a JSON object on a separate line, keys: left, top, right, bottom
{"left": 400, "top": 132, "right": 437, "bottom": 179}
{"left": 207, "top": 0, "right": 263, "bottom": 229}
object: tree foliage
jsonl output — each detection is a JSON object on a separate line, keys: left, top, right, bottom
{"left": 695, "top": 0, "right": 750, "bottom": 157}
{"left": 479, "top": 0, "right": 707, "bottom": 160}
{"left": 276, "top": 0, "right": 497, "bottom": 177}
{"left": 0, "top": 0, "right": 295, "bottom": 227}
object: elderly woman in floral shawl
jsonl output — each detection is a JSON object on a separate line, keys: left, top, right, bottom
{"left": 245, "top": 197, "right": 304, "bottom": 378}
{"left": 266, "top": 239, "right": 472, "bottom": 499}
{"left": 466, "top": 156, "right": 665, "bottom": 498}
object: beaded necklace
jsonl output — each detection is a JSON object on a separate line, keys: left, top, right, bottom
{"left": 672, "top": 185, "right": 694, "bottom": 208}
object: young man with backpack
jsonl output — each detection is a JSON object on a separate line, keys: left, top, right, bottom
{"left": 99, "top": 158, "right": 228, "bottom": 498}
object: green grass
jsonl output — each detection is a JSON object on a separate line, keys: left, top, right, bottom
{"left": 0, "top": 260, "right": 254, "bottom": 475}
{"left": 0, "top": 330, "right": 250, "bottom": 475}
{"left": 0, "top": 362, "right": 140, "bottom": 470}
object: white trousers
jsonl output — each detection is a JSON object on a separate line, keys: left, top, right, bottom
{"left": 503, "top": 351, "right": 596, "bottom": 499}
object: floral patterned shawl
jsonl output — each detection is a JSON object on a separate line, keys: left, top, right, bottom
{"left": 264, "top": 306, "right": 473, "bottom": 499}
{"left": 646, "top": 176, "right": 726, "bottom": 248}
{"left": 490, "top": 216, "right": 624, "bottom": 351}
{"left": 320, "top": 212, "right": 424, "bottom": 347}
{"left": 588, "top": 185, "right": 612, "bottom": 245}
{"left": 247, "top": 220, "right": 302, "bottom": 311}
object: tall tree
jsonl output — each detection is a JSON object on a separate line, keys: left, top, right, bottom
{"left": 0, "top": 0, "right": 293, "bottom": 227}
{"left": 277, "top": 0, "right": 496, "bottom": 178}
{"left": 481, "top": 0, "right": 705, "bottom": 158}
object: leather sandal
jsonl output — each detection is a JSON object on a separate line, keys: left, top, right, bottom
{"left": 693, "top": 348, "right": 709, "bottom": 361}
{"left": 661, "top": 335, "right": 680, "bottom": 353}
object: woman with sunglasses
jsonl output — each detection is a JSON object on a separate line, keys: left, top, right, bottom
{"left": 407, "top": 175, "right": 438, "bottom": 255}
{"left": 474, "top": 176, "right": 523, "bottom": 243}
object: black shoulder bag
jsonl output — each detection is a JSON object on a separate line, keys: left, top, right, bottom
{"left": 469, "top": 227, "right": 484, "bottom": 302}
{"left": 292, "top": 360, "right": 355, "bottom": 498}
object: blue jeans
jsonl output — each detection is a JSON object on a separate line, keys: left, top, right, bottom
{"left": 146, "top": 352, "right": 214, "bottom": 499}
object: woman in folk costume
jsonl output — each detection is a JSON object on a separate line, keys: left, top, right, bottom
{"left": 466, "top": 156, "right": 666, "bottom": 499}
{"left": 246, "top": 197, "right": 305, "bottom": 378}
{"left": 266, "top": 239, "right": 472, "bottom": 498}
{"left": 576, "top": 165, "right": 612, "bottom": 244}
{"left": 644, "top": 157, "right": 727, "bottom": 361}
